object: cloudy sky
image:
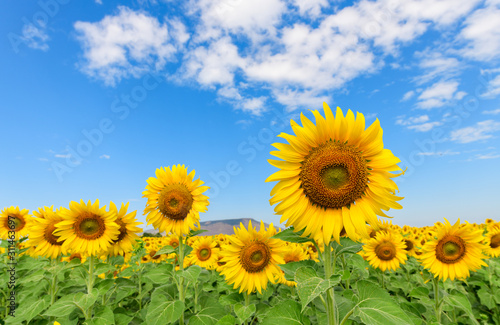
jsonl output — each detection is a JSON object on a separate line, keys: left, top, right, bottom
{"left": 1, "top": 0, "right": 500, "bottom": 229}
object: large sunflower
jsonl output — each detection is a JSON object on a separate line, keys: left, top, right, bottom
{"left": 107, "top": 202, "right": 142, "bottom": 256}
{"left": 219, "top": 221, "right": 287, "bottom": 295}
{"left": 0, "top": 206, "right": 31, "bottom": 240}
{"left": 266, "top": 103, "right": 405, "bottom": 244}
{"left": 54, "top": 200, "right": 120, "bottom": 256}
{"left": 362, "top": 230, "right": 408, "bottom": 272}
{"left": 28, "top": 206, "right": 65, "bottom": 259}
{"left": 419, "top": 219, "right": 488, "bottom": 281}
{"left": 187, "top": 236, "right": 220, "bottom": 270}
{"left": 143, "top": 165, "right": 209, "bottom": 236}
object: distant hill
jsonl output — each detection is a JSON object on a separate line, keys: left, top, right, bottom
{"left": 141, "top": 218, "right": 280, "bottom": 236}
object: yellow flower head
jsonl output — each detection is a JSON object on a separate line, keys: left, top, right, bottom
{"left": 419, "top": 219, "right": 489, "bottom": 281}
{"left": 143, "top": 165, "right": 209, "bottom": 236}
{"left": 266, "top": 103, "right": 405, "bottom": 245}
{"left": 219, "top": 220, "right": 287, "bottom": 295}
{"left": 362, "top": 230, "right": 408, "bottom": 272}
{"left": 0, "top": 206, "right": 32, "bottom": 240}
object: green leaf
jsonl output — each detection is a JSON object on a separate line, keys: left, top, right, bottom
{"left": 73, "top": 291, "right": 99, "bottom": 314}
{"left": 155, "top": 245, "right": 175, "bottom": 255}
{"left": 145, "top": 297, "right": 184, "bottom": 325}
{"left": 95, "top": 262, "right": 115, "bottom": 275}
{"left": 215, "top": 315, "right": 237, "bottom": 325}
{"left": 95, "top": 279, "right": 115, "bottom": 295}
{"left": 356, "top": 280, "right": 392, "bottom": 301}
{"left": 278, "top": 260, "right": 317, "bottom": 281}
{"left": 143, "top": 264, "right": 174, "bottom": 284}
{"left": 271, "top": 227, "right": 314, "bottom": 244}
{"left": 294, "top": 266, "right": 341, "bottom": 312}
{"left": 332, "top": 238, "right": 363, "bottom": 255}
{"left": 352, "top": 280, "right": 414, "bottom": 325}
{"left": 180, "top": 265, "right": 202, "bottom": 283}
{"left": 477, "top": 287, "right": 497, "bottom": 309}
{"left": 354, "top": 299, "right": 415, "bottom": 325}
{"left": 43, "top": 293, "right": 79, "bottom": 317}
{"left": 445, "top": 290, "right": 479, "bottom": 325}
{"left": 261, "top": 299, "right": 310, "bottom": 325}
{"left": 5, "top": 296, "right": 49, "bottom": 324}
{"left": 189, "top": 229, "right": 209, "bottom": 237}
{"left": 234, "top": 303, "right": 256, "bottom": 323}
{"left": 189, "top": 302, "right": 227, "bottom": 325}
{"left": 219, "top": 292, "right": 243, "bottom": 306}
{"left": 114, "top": 309, "right": 134, "bottom": 325}
{"left": 84, "top": 306, "right": 115, "bottom": 325}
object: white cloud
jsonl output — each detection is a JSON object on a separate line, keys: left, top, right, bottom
{"left": 95, "top": 0, "right": 103, "bottom": 4}
{"left": 475, "top": 153, "right": 500, "bottom": 159}
{"left": 416, "top": 80, "right": 463, "bottom": 109}
{"left": 417, "top": 150, "right": 460, "bottom": 156}
{"left": 401, "top": 90, "right": 415, "bottom": 101}
{"left": 21, "top": 22, "right": 49, "bottom": 51}
{"left": 450, "top": 120, "right": 500, "bottom": 143}
{"left": 407, "top": 121, "right": 443, "bottom": 132}
{"left": 74, "top": 6, "right": 185, "bottom": 86}
{"left": 291, "top": 0, "right": 328, "bottom": 17}
{"left": 396, "top": 114, "right": 429, "bottom": 126}
{"left": 54, "top": 154, "right": 71, "bottom": 158}
{"left": 396, "top": 114, "right": 443, "bottom": 132}
{"left": 480, "top": 74, "right": 500, "bottom": 98}
{"left": 483, "top": 108, "right": 500, "bottom": 115}
{"left": 459, "top": 0, "right": 500, "bottom": 61}
{"left": 99, "top": 154, "right": 111, "bottom": 159}
{"left": 73, "top": 0, "right": 484, "bottom": 113}
{"left": 413, "top": 50, "right": 462, "bottom": 85}
{"left": 38, "top": 158, "right": 49, "bottom": 162}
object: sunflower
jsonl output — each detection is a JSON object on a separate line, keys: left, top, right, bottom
{"left": 219, "top": 221, "right": 287, "bottom": 295}
{"left": 277, "top": 243, "right": 310, "bottom": 287}
{"left": 0, "top": 206, "right": 31, "bottom": 240}
{"left": 143, "top": 165, "right": 209, "bottom": 236}
{"left": 266, "top": 103, "right": 405, "bottom": 245}
{"left": 483, "top": 225, "right": 500, "bottom": 258}
{"left": 402, "top": 235, "right": 418, "bottom": 258}
{"left": 362, "top": 230, "right": 408, "bottom": 272}
{"left": 419, "top": 219, "right": 488, "bottom": 281}
{"left": 28, "top": 206, "right": 65, "bottom": 259}
{"left": 107, "top": 202, "right": 142, "bottom": 256}
{"left": 188, "top": 236, "right": 220, "bottom": 270}
{"left": 54, "top": 200, "right": 120, "bottom": 256}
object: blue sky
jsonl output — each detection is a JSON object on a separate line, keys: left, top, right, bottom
{"left": 1, "top": 0, "right": 500, "bottom": 230}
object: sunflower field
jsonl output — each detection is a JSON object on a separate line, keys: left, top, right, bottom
{"left": 1, "top": 103, "right": 500, "bottom": 325}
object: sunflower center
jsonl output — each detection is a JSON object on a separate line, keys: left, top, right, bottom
{"left": 490, "top": 234, "right": 500, "bottom": 249}
{"left": 6, "top": 215, "right": 26, "bottom": 232}
{"left": 44, "top": 223, "right": 62, "bottom": 246}
{"left": 171, "top": 240, "right": 179, "bottom": 248}
{"left": 69, "top": 253, "right": 82, "bottom": 261}
{"left": 158, "top": 184, "right": 193, "bottom": 221}
{"left": 436, "top": 235, "right": 466, "bottom": 264}
{"left": 284, "top": 254, "right": 300, "bottom": 264}
{"left": 149, "top": 250, "right": 161, "bottom": 260}
{"left": 75, "top": 213, "right": 106, "bottom": 240}
{"left": 375, "top": 241, "right": 396, "bottom": 261}
{"left": 198, "top": 248, "right": 211, "bottom": 261}
{"left": 321, "top": 165, "right": 349, "bottom": 189}
{"left": 113, "top": 219, "right": 128, "bottom": 243}
{"left": 403, "top": 239, "right": 414, "bottom": 251}
{"left": 241, "top": 241, "right": 271, "bottom": 273}
{"left": 300, "top": 140, "right": 369, "bottom": 209}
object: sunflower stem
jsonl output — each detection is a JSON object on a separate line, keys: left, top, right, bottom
{"left": 432, "top": 277, "right": 442, "bottom": 324}
{"left": 49, "top": 258, "right": 58, "bottom": 306}
{"left": 86, "top": 255, "right": 95, "bottom": 320}
{"left": 324, "top": 242, "right": 337, "bottom": 325}
{"left": 178, "top": 235, "right": 186, "bottom": 325}
{"left": 244, "top": 294, "right": 251, "bottom": 325}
